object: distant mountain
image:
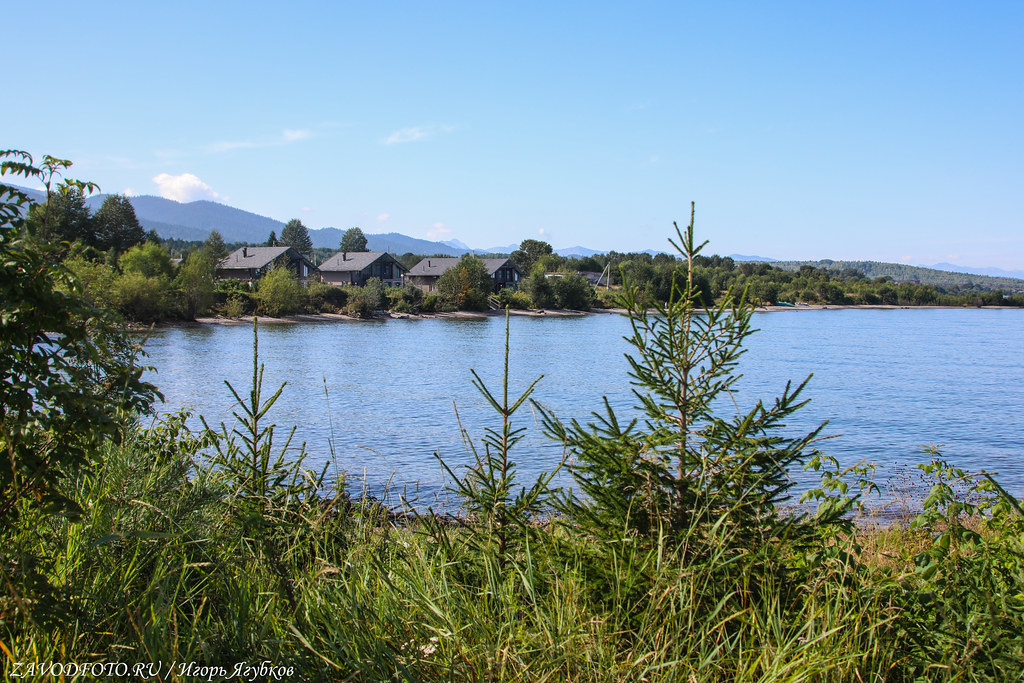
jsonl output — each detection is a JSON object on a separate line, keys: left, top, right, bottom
{"left": 82, "top": 194, "right": 285, "bottom": 243}
{"left": 925, "top": 262, "right": 1024, "bottom": 281}
{"left": 361, "top": 232, "right": 467, "bottom": 256}
{"left": 556, "top": 246, "right": 602, "bottom": 257}
{"left": 442, "top": 238, "right": 473, "bottom": 250}
{"left": 770, "top": 260, "right": 1024, "bottom": 291}
{"left": 729, "top": 253, "right": 778, "bottom": 262}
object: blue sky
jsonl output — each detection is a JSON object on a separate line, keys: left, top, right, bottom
{"left": 5, "top": 1, "right": 1022, "bottom": 268}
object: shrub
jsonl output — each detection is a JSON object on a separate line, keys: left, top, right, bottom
{"left": 306, "top": 281, "right": 347, "bottom": 312}
{"left": 345, "top": 296, "right": 375, "bottom": 318}
{"left": 497, "top": 287, "right": 532, "bottom": 309}
{"left": 436, "top": 255, "right": 492, "bottom": 310}
{"left": 552, "top": 273, "right": 594, "bottom": 310}
{"left": 255, "top": 266, "right": 304, "bottom": 317}
{"left": 222, "top": 294, "right": 249, "bottom": 318}
{"left": 112, "top": 271, "right": 172, "bottom": 322}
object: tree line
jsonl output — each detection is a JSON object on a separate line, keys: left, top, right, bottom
{"left": 12, "top": 177, "right": 1021, "bottom": 324}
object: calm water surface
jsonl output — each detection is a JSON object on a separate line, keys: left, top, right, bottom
{"left": 140, "top": 309, "right": 1024, "bottom": 505}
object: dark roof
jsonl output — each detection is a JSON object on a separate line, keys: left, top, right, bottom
{"left": 318, "top": 251, "right": 407, "bottom": 273}
{"left": 408, "top": 257, "right": 519, "bottom": 277}
{"left": 219, "top": 246, "right": 292, "bottom": 270}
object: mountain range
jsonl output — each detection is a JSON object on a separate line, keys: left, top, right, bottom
{"left": 6, "top": 186, "right": 1023, "bottom": 282}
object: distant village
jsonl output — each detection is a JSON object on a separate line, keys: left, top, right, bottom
{"left": 216, "top": 245, "right": 594, "bottom": 294}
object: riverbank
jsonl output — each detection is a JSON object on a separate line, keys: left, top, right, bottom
{"left": 189, "top": 302, "right": 1018, "bottom": 326}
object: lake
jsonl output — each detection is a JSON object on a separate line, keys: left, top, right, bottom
{"left": 140, "top": 308, "right": 1024, "bottom": 510}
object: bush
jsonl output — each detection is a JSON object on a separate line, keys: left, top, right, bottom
{"left": 436, "top": 255, "right": 492, "bottom": 310}
{"left": 525, "top": 269, "right": 555, "bottom": 308}
{"left": 345, "top": 296, "right": 375, "bottom": 318}
{"left": 255, "top": 266, "right": 304, "bottom": 317}
{"left": 552, "top": 273, "right": 594, "bottom": 310}
{"left": 386, "top": 284, "right": 424, "bottom": 312}
{"left": 497, "top": 287, "right": 532, "bottom": 309}
{"left": 112, "top": 271, "right": 172, "bottom": 322}
{"left": 222, "top": 294, "right": 250, "bottom": 318}
{"left": 306, "top": 281, "right": 347, "bottom": 312}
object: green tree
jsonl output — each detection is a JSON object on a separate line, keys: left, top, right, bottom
{"left": 0, "top": 150, "right": 157, "bottom": 523}
{"left": 63, "top": 254, "right": 118, "bottom": 309}
{"left": 552, "top": 272, "right": 593, "bottom": 310}
{"left": 437, "top": 254, "right": 492, "bottom": 310}
{"left": 256, "top": 266, "right": 304, "bottom": 317}
{"left": 24, "top": 188, "right": 96, "bottom": 246}
{"left": 541, "top": 205, "right": 830, "bottom": 551}
{"left": 175, "top": 249, "right": 216, "bottom": 319}
{"left": 511, "top": 239, "right": 553, "bottom": 274}
{"left": 340, "top": 227, "right": 369, "bottom": 252}
{"left": 112, "top": 270, "right": 171, "bottom": 322}
{"left": 119, "top": 241, "right": 174, "bottom": 278}
{"left": 94, "top": 195, "right": 145, "bottom": 255}
{"left": 203, "top": 229, "right": 228, "bottom": 264}
{"left": 266, "top": 230, "right": 277, "bottom": 246}
{"left": 280, "top": 219, "right": 313, "bottom": 257}
{"left": 525, "top": 264, "right": 555, "bottom": 308}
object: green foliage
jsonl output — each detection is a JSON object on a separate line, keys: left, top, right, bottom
{"left": 223, "top": 295, "right": 250, "bottom": 318}
{"left": 255, "top": 266, "right": 304, "bottom": 317}
{"left": 343, "top": 277, "right": 386, "bottom": 317}
{"left": 510, "top": 238, "right": 553, "bottom": 273}
{"left": 551, "top": 272, "right": 594, "bottom": 310}
{"left": 6, "top": 161, "right": 1024, "bottom": 677}
{"left": 387, "top": 284, "right": 424, "bottom": 313}
{"left": 525, "top": 264, "right": 555, "bottom": 308}
{"left": 0, "top": 152, "right": 157, "bottom": 526}
{"left": 24, "top": 188, "right": 96, "bottom": 246}
{"left": 437, "top": 254, "right": 492, "bottom": 310}
{"left": 201, "top": 320, "right": 329, "bottom": 612}
{"left": 340, "top": 226, "right": 369, "bottom": 252}
{"left": 112, "top": 270, "right": 172, "bottom": 322}
{"left": 496, "top": 286, "right": 532, "bottom": 309}
{"left": 280, "top": 218, "right": 313, "bottom": 257}
{"left": 93, "top": 194, "right": 145, "bottom": 254}
{"left": 429, "top": 309, "right": 558, "bottom": 568}
{"left": 204, "top": 229, "right": 229, "bottom": 264}
{"left": 63, "top": 253, "right": 118, "bottom": 309}
{"left": 119, "top": 241, "right": 174, "bottom": 278}
{"left": 541, "top": 206, "right": 828, "bottom": 554}
{"left": 175, "top": 248, "right": 216, "bottom": 319}
{"left": 306, "top": 280, "right": 347, "bottom": 312}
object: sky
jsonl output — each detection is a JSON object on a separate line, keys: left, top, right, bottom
{"left": 4, "top": 1, "right": 1023, "bottom": 268}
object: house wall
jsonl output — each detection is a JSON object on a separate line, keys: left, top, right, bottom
{"left": 408, "top": 275, "right": 438, "bottom": 293}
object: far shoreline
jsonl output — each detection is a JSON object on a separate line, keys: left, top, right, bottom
{"left": 180, "top": 302, "right": 1020, "bottom": 328}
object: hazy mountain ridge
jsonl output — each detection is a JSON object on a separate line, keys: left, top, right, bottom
{"left": 768, "top": 260, "right": 1024, "bottom": 291}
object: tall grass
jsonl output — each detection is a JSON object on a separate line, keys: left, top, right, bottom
{"left": 4, "top": 229, "right": 1024, "bottom": 681}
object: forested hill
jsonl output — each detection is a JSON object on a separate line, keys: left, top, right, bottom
{"left": 768, "top": 260, "right": 1024, "bottom": 292}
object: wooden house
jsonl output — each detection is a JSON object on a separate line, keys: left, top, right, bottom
{"left": 217, "top": 246, "right": 318, "bottom": 283}
{"left": 406, "top": 257, "right": 522, "bottom": 293}
{"left": 318, "top": 251, "right": 408, "bottom": 288}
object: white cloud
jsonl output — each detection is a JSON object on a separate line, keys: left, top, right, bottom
{"left": 426, "top": 222, "right": 452, "bottom": 239}
{"left": 538, "top": 227, "right": 547, "bottom": 236}
{"left": 385, "top": 125, "right": 454, "bottom": 145}
{"left": 377, "top": 213, "right": 391, "bottom": 222}
{"left": 152, "top": 173, "right": 221, "bottom": 202}
{"left": 301, "top": 206, "right": 312, "bottom": 212}
{"left": 283, "top": 129, "right": 311, "bottom": 142}
{"left": 207, "top": 140, "right": 257, "bottom": 153}
{"left": 207, "top": 129, "right": 312, "bottom": 153}
{"left": 123, "top": 187, "right": 138, "bottom": 196}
